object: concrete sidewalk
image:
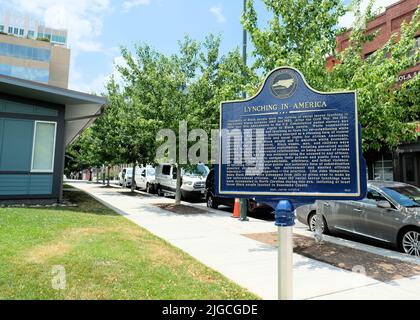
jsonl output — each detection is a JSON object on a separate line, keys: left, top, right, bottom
{"left": 69, "top": 182, "right": 420, "bottom": 300}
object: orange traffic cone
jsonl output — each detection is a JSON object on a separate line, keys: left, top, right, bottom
{"left": 232, "top": 198, "right": 240, "bottom": 218}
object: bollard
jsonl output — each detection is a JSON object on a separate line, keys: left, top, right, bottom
{"left": 275, "top": 200, "right": 295, "bottom": 300}
{"left": 240, "top": 199, "right": 249, "bottom": 221}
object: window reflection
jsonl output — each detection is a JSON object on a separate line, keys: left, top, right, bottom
{"left": 0, "top": 43, "right": 51, "bottom": 62}
{"left": 0, "top": 64, "right": 49, "bottom": 83}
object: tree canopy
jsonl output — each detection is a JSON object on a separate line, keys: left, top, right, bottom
{"left": 242, "top": 0, "right": 420, "bottom": 152}
{"left": 66, "top": 0, "right": 420, "bottom": 176}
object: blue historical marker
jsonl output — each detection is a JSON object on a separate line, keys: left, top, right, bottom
{"left": 216, "top": 66, "right": 367, "bottom": 204}
{"left": 216, "top": 67, "right": 367, "bottom": 300}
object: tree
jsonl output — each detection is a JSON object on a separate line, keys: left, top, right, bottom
{"left": 330, "top": 2, "right": 420, "bottom": 152}
{"left": 242, "top": 0, "right": 346, "bottom": 82}
{"left": 117, "top": 43, "right": 190, "bottom": 197}
{"left": 115, "top": 35, "right": 255, "bottom": 204}
{"left": 187, "top": 34, "right": 257, "bottom": 133}
{"left": 106, "top": 78, "right": 161, "bottom": 191}
{"left": 65, "top": 128, "right": 97, "bottom": 179}
{"left": 242, "top": 0, "right": 420, "bottom": 153}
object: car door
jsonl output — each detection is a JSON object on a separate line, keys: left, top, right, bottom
{"left": 120, "top": 169, "right": 126, "bottom": 184}
{"left": 355, "top": 188, "right": 400, "bottom": 243}
{"left": 328, "top": 200, "right": 357, "bottom": 233}
{"left": 138, "top": 168, "right": 146, "bottom": 189}
{"left": 170, "top": 166, "right": 178, "bottom": 192}
{"left": 160, "top": 165, "right": 172, "bottom": 192}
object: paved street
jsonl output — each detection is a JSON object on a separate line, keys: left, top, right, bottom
{"left": 69, "top": 182, "right": 420, "bottom": 300}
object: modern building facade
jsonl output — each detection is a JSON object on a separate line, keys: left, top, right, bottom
{"left": 0, "top": 11, "right": 70, "bottom": 88}
{"left": 0, "top": 74, "right": 106, "bottom": 203}
{"left": 328, "top": 0, "right": 420, "bottom": 186}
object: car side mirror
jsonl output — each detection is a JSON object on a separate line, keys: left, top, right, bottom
{"left": 377, "top": 200, "right": 391, "bottom": 209}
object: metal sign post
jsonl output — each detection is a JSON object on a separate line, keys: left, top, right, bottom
{"left": 275, "top": 200, "right": 295, "bottom": 300}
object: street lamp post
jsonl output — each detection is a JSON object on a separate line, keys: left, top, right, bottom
{"left": 240, "top": 0, "right": 249, "bottom": 222}
{"left": 242, "top": 0, "right": 248, "bottom": 96}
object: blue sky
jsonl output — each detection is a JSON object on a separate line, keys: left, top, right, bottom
{"left": 0, "top": 0, "right": 398, "bottom": 94}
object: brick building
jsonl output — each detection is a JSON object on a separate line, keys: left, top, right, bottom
{"left": 328, "top": 0, "right": 420, "bottom": 186}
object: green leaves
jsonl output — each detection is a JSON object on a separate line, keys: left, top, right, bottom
{"left": 243, "top": 0, "right": 420, "bottom": 153}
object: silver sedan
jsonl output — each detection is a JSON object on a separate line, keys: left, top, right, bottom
{"left": 296, "top": 181, "right": 420, "bottom": 257}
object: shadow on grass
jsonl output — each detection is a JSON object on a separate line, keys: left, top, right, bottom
{"left": 32, "top": 190, "right": 119, "bottom": 216}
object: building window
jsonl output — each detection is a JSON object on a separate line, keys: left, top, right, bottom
{"left": 19, "top": 28, "right": 24, "bottom": 36}
{"left": 27, "top": 30, "right": 35, "bottom": 39}
{"left": 0, "top": 43, "right": 51, "bottom": 62}
{"left": 373, "top": 154, "right": 393, "bottom": 181}
{"left": 13, "top": 27, "right": 18, "bottom": 35}
{"left": 0, "top": 64, "right": 49, "bottom": 83}
{"left": 0, "top": 25, "right": 4, "bottom": 32}
{"left": 8, "top": 26, "right": 13, "bottom": 34}
{"left": 51, "top": 34, "right": 66, "bottom": 44}
{"left": 31, "top": 121, "right": 57, "bottom": 173}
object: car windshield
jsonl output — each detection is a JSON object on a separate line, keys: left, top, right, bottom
{"left": 381, "top": 185, "right": 420, "bottom": 208}
{"left": 182, "top": 164, "right": 209, "bottom": 177}
{"left": 126, "top": 168, "right": 133, "bottom": 176}
{"left": 147, "top": 168, "right": 155, "bottom": 176}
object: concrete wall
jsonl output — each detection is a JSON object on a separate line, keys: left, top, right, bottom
{"left": 49, "top": 44, "right": 70, "bottom": 88}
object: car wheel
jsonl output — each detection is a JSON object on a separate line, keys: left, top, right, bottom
{"left": 308, "top": 212, "right": 328, "bottom": 234}
{"left": 399, "top": 228, "right": 420, "bottom": 257}
{"left": 207, "top": 194, "right": 218, "bottom": 209}
{"left": 157, "top": 186, "right": 163, "bottom": 197}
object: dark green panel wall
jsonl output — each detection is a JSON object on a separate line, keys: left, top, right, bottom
{"left": 0, "top": 118, "right": 34, "bottom": 171}
{"left": 0, "top": 174, "right": 53, "bottom": 195}
{"left": 0, "top": 94, "right": 64, "bottom": 200}
{"left": 0, "top": 99, "right": 58, "bottom": 117}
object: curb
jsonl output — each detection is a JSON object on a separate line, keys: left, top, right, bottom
{"left": 294, "top": 228, "right": 420, "bottom": 265}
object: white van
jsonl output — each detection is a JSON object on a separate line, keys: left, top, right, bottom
{"left": 118, "top": 168, "right": 133, "bottom": 187}
{"left": 154, "top": 163, "right": 209, "bottom": 199}
{"left": 134, "top": 166, "right": 156, "bottom": 193}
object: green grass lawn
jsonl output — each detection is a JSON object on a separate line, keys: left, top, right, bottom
{"left": 0, "top": 190, "right": 258, "bottom": 300}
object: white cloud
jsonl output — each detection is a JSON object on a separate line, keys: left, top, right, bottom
{"left": 76, "top": 41, "right": 104, "bottom": 53}
{"left": 69, "top": 55, "right": 126, "bottom": 94}
{"left": 70, "top": 72, "right": 108, "bottom": 94}
{"left": 210, "top": 5, "right": 226, "bottom": 24}
{"left": 339, "top": 0, "right": 399, "bottom": 28}
{"left": 122, "top": 0, "right": 150, "bottom": 12}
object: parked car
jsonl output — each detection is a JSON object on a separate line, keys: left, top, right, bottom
{"left": 205, "top": 168, "right": 274, "bottom": 215}
{"left": 296, "top": 181, "right": 420, "bottom": 256}
{"left": 118, "top": 168, "right": 133, "bottom": 187}
{"left": 154, "top": 163, "right": 209, "bottom": 199}
{"left": 134, "top": 166, "right": 156, "bottom": 193}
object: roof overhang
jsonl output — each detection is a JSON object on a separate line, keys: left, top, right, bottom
{"left": 0, "top": 74, "right": 107, "bottom": 147}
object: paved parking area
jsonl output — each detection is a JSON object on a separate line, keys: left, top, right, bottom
{"left": 68, "top": 182, "right": 420, "bottom": 300}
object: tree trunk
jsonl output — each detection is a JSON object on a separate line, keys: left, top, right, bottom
{"left": 102, "top": 166, "right": 105, "bottom": 185}
{"left": 175, "top": 164, "right": 182, "bottom": 205}
{"left": 131, "top": 164, "right": 136, "bottom": 192}
{"left": 96, "top": 167, "right": 99, "bottom": 184}
{"left": 107, "top": 166, "right": 110, "bottom": 187}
